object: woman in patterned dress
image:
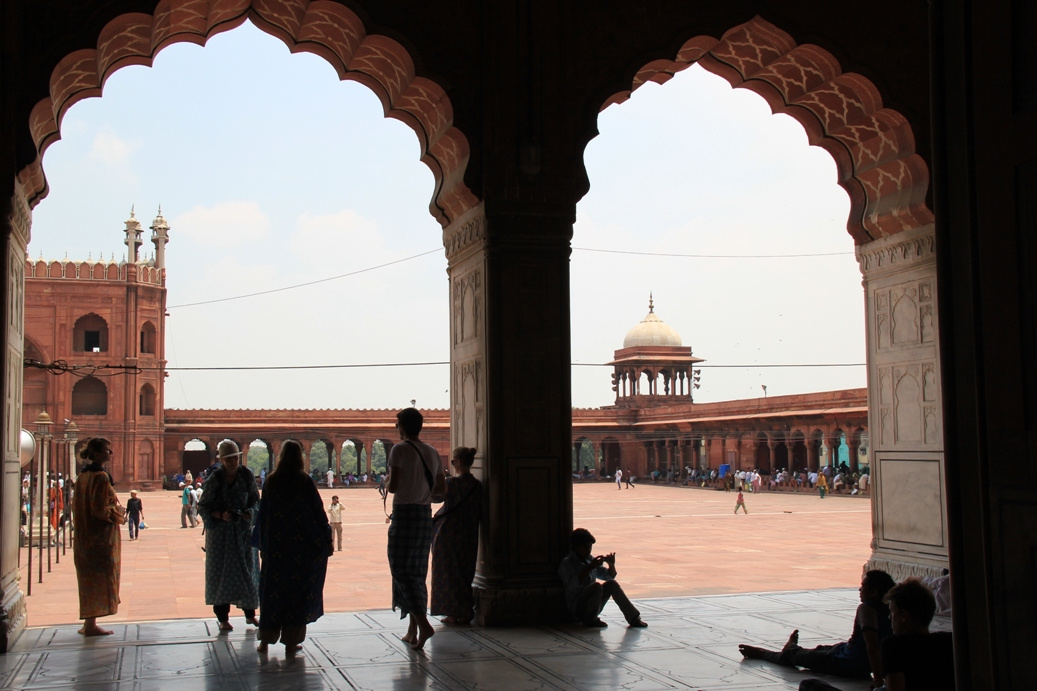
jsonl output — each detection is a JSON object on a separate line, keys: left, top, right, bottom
{"left": 197, "top": 440, "right": 260, "bottom": 632}
{"left": 255, "top": 440, "right": 332, "bottom": 657}
{"left": 430, "top": 446, "right": 482, "bottom": 625}
{"left": 72, "top": 437, "right": 126, "bottom": 636}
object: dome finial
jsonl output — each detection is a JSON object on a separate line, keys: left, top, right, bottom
{"left": 649, "top": 292, "right": 654, "bottom": 313}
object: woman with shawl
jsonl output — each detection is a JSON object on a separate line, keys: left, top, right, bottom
{"left": 255, "top": 439, "right": 332, "bottom": 658}
{"left": 430, "top": 446, "right": 482, "bottom": 626}
{"left": 72, "top": 437, "right": 126, "bottom": 635}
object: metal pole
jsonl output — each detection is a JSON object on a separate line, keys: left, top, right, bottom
{"left": 27, "top": 438, "right": 34, "bottom": 596}
{"left": 47, "top": 444, "right": 53, "bottom": 572}
{"left": 34, "top": 411, "right": 52, "bottom": 584}
{"left": 37, "top": 438, "right": 44, "bottom": 583}
{"left": 67, "top": 421, "right": 78, "bottom": 552}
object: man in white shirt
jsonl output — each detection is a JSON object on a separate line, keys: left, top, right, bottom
{"left": 328, "top": 495, "right": 343, "bottom": 551}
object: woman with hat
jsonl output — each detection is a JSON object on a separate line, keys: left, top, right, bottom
{"left": 72, "top": 437, "right": 126, "bottom": 635}
{"left": 197, "top": 440, "right": 260, "bottom": 632}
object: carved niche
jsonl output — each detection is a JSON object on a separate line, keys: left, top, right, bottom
{"left": 452, "top": 269, "right": 482, "bottom": 346}
{"left": 874, "top": 278, "right": 935, "bottom": 353}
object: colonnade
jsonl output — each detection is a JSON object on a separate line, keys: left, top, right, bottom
{"left": 574, "top": 426, "right": 866, "bottom": 480}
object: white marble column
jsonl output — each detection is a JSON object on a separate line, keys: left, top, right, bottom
{"left": 857, "top": 224, "right": 948, "bottom": 580}
{"left": 2, "top": 180, "right": 32, "bottom": 647}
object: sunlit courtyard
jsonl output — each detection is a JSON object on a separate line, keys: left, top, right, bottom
{"left": 20, "top": 482, "right": 870, "bottom": 627}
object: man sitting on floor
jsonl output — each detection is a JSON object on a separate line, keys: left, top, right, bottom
{"left": 558, "top": 528, "right": 647, "bottom": 629}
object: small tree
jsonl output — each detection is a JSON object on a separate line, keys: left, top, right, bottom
{"left": 341, "top": 443, "right": 358, "bottom": 474}
{"left": 247, "top": 444, "right": 269, "bottom": 475}
{"left": 371, "top": 442, "right": 387, "bottom": 474}
{"left": 310, "top": 442, "right": 330, "bottom": 473}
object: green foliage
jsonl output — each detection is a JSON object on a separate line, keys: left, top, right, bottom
{"left": 341, "top": 443, "right": 358, "bottom": 474}
{"left": 246, "top": 445, "right": 268, "bottom": 474}
{"left": 371, "top": 443, "right": 387, "bottom": 473}
{"left": 310, "top": 442, "right": 330, "bottom": 473}
{"left": 573, "top": 441, "right": 597, "bottom": 471}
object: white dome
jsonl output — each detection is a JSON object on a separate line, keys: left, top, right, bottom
{"left": 623, "top": 299, "right": 682, "bottom": 347}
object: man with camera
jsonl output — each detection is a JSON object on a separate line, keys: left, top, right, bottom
{"left": 558, "top": 528, "right": 647, "bottom": 629}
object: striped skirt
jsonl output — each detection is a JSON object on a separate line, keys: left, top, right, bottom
{"left": 387, "top": 503, "right": 433, "bottom": 619}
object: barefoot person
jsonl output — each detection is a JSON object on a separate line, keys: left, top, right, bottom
{"left": 72, "top": 437, "right": 127, "bottom": 636}
{"left": 739, "top": 569, "right": 895, "bottom": 683}
{"left": 386, "top": 407, "right": 445, "bottom": 651}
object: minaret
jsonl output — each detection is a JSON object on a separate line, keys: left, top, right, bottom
{"left": 124, "top": 206, "right": 143, "bottom": 264}
{"left": 150, "top": 206, "right": 170, "bottom": 269}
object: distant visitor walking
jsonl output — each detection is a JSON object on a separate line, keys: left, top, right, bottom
{"left": 734, "top": 490, "right": 748, "bottom": 514}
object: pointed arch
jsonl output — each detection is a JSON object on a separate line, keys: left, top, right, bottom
{"left": 595, "top": 16, "right": 932, "bottom": 244}
{"left": 19, "top": 0, "right": 476, "bottom": 227}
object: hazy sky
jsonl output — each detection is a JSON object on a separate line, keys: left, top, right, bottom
{"left": 26, "top": 21, "right": 865, "bottom": 411}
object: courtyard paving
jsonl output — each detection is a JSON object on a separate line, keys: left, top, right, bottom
{"left": 18, "top": 481, "right": 873, "bottom": 626}
{"left": 5, "top": 483, "right": 902, "bottom": 690}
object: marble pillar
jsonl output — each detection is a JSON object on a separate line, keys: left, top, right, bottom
{"left": 2, "top": 180, "right": 31, "bottom": 649}
{"left": 446, "top": 203, "right": 573, "bottom": 625}
{"left": 857, "top": 224, "right": 948, "bottom": 579}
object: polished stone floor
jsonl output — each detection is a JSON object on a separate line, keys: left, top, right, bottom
{"left": 1, "top": 587, "right": 949, "bottom": 691}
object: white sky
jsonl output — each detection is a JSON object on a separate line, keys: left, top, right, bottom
{"left": 26, "top": 21, "right": 865, "bottom": 411}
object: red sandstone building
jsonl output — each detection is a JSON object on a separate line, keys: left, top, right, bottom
{"left": 22, "top": 209, "right": 169, "bottom": 486}
{"left": 23, "top": 221, "right": 866, "bottom": 488}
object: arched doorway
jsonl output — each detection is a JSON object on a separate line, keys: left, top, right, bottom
{"left": 2, "top": 2, "right": 957, "bottom": 643}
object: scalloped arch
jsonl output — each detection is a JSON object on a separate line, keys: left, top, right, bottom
{"left": 18, "top": 0, "right": 477, "bottom": 228}
{"left": 601, "top": 16, "right": 933, "bottom": 244}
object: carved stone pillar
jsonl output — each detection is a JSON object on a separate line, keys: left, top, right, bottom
{"left": 447, "top": 203, "right": 573, "bottom": 625}
{"left": 857, "top": 224, "right": 948, "bottom": 579}
{"left": 1, "top": 179, "right": 31, "bottom": 650}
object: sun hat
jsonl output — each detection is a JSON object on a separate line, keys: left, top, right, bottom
{"left": 216, "top": 441, "right": 243, "bottom": 459}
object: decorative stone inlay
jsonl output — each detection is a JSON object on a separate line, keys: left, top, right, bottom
{"left": 867, "top": 556, "right": 948, "bottom": 583}
{"left": 607, "top": 16, "right": 933, "bottom": 244}
{"left": 452, "top": 268, "right": 482, "bottom": 346}
{"left": 857, "top": 225, "right": 936, "bottom": 274}
{"left": 454, "top": 357, "right": 483, "bottom": 450}
{"left": 8, "top": 181, "right": 32, "bottom": 248}
{"left": 19, "top": 0, "right": 476, "bottom": 227}
{"left": 444, "top": 211, "right": 486, "bottom": 258}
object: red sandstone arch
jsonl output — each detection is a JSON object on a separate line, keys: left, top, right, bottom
{"left": 18, "top": 0, "right": 476, "bottom": 227}
{"left": 599, "top": 16, "right": 933, "bottom": 244}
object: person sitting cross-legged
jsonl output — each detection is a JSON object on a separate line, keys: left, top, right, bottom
{"left": 558, "top": 528, "right": 647, "bottom": 629}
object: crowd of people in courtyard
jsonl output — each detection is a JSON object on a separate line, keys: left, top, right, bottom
{"left": 578, "top": 463, "right": 872, "bottom": 498}
{"left": 59, "top": 417, "right": 952, "bottom": 688}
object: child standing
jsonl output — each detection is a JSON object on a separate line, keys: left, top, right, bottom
{"left": 734, "top": 489, "right": 748, "bottom": 514}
